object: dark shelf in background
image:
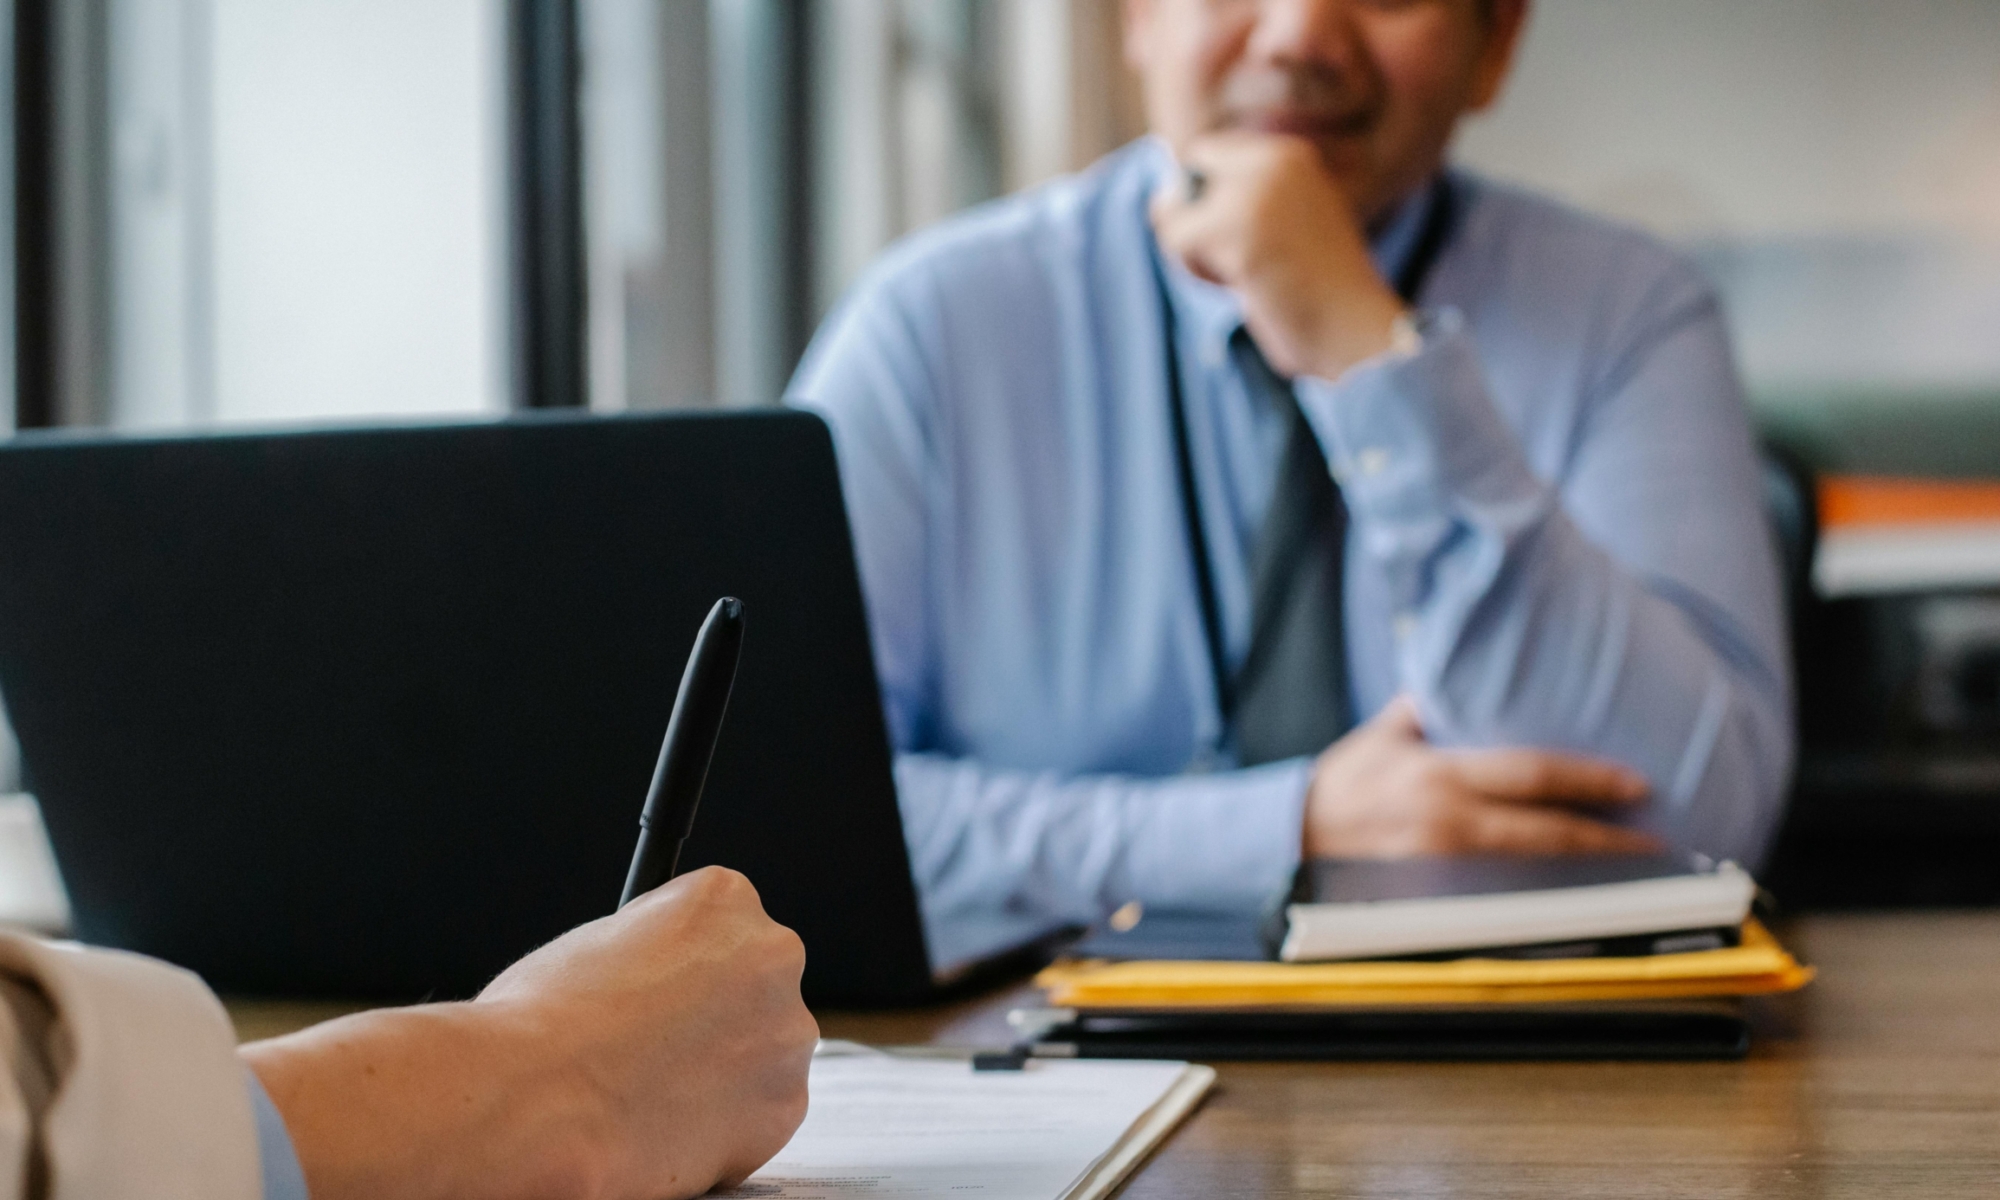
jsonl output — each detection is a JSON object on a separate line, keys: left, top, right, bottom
{"left": 1766, "top": 749, "right": 2000, "bottom": 909}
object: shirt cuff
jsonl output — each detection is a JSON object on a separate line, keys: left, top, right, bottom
{"left": 1295, "top": 309, "right": 1545, "bottom": 527}
{"left": 248, "top": 1068, "right": 311, "bottom": 1200}
{"left": 1115, "top": 757, "right": 1315, "bottom": 914}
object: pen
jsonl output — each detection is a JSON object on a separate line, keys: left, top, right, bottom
{"left": 619, "top": 596, "right": 745, "bottom": 908}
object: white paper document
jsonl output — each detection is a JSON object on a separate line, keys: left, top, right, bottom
{"left": 714, "top": 1046, "right": 1212, "bottom": 1200}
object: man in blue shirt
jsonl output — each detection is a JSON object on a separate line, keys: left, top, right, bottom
{"left": 791, "top": 0, "right": 1791, "bottom": 966}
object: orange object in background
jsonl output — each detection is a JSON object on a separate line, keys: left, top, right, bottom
{"left": 1819, "top": 475, "right": 2000, "bottom": 529}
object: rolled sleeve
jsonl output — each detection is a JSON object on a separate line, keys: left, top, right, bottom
{"left": 0, "top": 934, "right": 263, "bottom": 1200}
{"left": 1291, "top": 308, "right": 1792, "bottom": 866}
{"left": 1304, "top": 312, "right": 1546, "bottom": 523}
{"left": 1299, "top": 314, "right": 1557, "bottom": 640}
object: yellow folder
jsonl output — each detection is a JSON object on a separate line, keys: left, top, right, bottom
{"left": 1037, "top": 919, "right": 1814, "bottom": 1009}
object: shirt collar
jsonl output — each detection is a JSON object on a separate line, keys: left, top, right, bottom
{"left": 1140, "top": 136, "right": 1445, "bottom": 357}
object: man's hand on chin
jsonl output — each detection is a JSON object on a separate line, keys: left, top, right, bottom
{"left": 1148, "top": 130, "right": 1409, "bottom": 382}
{"left": 1303, "top": 696, "right": 1666, "bottom": 859}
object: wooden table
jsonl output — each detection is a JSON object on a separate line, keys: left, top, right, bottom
{"left": 811, "top": 912, "right": 2000, "bottom": 1197}
{"left": 229, "top": 912, "right": 2000, "bottom": 1197}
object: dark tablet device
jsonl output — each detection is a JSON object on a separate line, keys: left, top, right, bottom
{"left": 0, "top": 410, "right": 1004, "bottom": 1004}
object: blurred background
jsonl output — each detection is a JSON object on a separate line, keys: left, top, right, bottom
{"left": 4, "top": 0, "right": 2000, "bottom": 910}
{"left": 13, "top": 0, "right": 1996, "bottom": 430}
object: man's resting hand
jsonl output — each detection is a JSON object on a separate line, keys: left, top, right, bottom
{"left": 1303, "top": 696, "right": 1664, "bottom": 859}
{"left": 244, "top": 866, "right": 817, "bottom": 1200}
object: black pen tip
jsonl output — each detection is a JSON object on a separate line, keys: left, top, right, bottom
{"left": 718, "top": 596, "right": 743, "bottom": 621}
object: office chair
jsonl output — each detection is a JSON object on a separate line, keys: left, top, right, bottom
{"left": 1760, "top": 442, "right": 1819, "bottom": 617}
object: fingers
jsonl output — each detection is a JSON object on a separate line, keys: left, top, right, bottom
{"left": 1148, "top": 133, "right": 1316, "bottom": 282}
{"left": 1368, "top": 693, "right": 1425, "bottom": 739}
{"left": 1446, "top": 746, "right": 1650, "bottom": 807}
{"left": 1149, "top": 184, "right": 1230, "bottom": 284}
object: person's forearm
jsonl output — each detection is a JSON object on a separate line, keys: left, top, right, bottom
{"left": 242, "top": 1001, "right": 611, "bottom": 1200}
{"left": 1297, "top": 317, "right": 1792, "bottom": 861}
{"left": 896, "top": 751, "right": 1313, "bottom": 940}
{"left": 1410, "top": 510, "right": 1790, "bottom": 858}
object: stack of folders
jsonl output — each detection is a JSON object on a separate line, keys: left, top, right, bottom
{"left": 1025, "top": 855, "right": 1814, "bottom": 1061}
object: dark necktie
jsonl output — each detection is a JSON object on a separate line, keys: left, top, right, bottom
{"left": 1157, "top": 178, "right": 1456, "bottom": 767}
{"left": 1229, "top": 332, "right": 1352, "bottom": 767}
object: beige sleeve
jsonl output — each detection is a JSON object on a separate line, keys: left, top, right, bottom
{"left": 0, "top": 933, "right": 260, "bottom": 1200}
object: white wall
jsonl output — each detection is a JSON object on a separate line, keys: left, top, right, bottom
{"left": 208, "top": 0, "right": 505, "bottom": 423}
{"left": 1457, "top": 0, "right": 2000, "bottom": 241}
{"left": 1454, "top": 0, "right": 2000, "bottom": 391}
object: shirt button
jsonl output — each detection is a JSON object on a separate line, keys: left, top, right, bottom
{"left": 1357, "top": 447, "right": 1390, "bottom": 478}
{"left": 1394, "top": 612, "right": 1419, "bottom": 639}
{"left": 1201, "top": 335, "right": 1227, "bottom": 368}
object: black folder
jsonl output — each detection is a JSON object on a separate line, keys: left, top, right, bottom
{"left": 1029, "top": 1000, "right": 1751, "bottom": 1061}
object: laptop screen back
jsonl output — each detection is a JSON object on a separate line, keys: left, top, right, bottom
{"left": 0, "top": 410, "right": 934, "bottom": 1004}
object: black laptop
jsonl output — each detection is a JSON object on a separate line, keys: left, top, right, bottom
{"left": 0, "top": 409, "right": 1028, "bottom": 1004}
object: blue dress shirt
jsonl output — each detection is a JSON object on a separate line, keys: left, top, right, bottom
{"left": 789, "top": 139, "right": 1793, "bottom": 971}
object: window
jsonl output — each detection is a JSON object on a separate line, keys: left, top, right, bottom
{"left": 29, "top": 0, "right": 508, "bottom": 429}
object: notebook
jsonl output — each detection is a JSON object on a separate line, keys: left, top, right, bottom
{"left": 718, "top": 1043, "right": 1213, "bottom": 1200}
{"left": 1270, "top": 854, "right": 1757, "bottom": 962}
